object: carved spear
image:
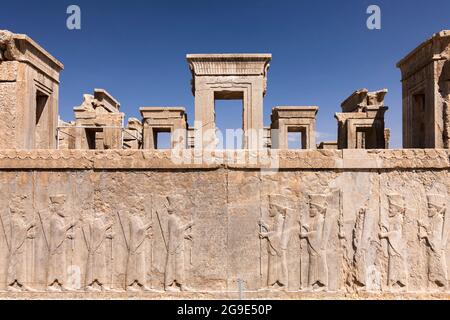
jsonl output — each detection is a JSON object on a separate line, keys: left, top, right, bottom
{"left": 0, "top": 212, "right": 10, "bottom": 252}
{"left": 116, "top": 210, "right": 129, "bottom": 251}
{"left": 37, "top": 210, "right": 50, "bottom": 252}
{"left": 189, "top": 200, "right": 194, "bottom": 267}
{"left": 156, "top": 209, "right": 168, "bottom": 252}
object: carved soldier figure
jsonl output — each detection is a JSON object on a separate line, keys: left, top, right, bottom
{"left": 379, "top": 194, "right": 408, "bottom": 290}
{"left": 259, "top": 194, "right": 292, "bottom": 290}
{"left": 6, "top": 195, "right": 36, "bottom": 292}
{"left": 419, "top": 194, "right": 448, "bottom": 288}
{"left": 300, "top": 194, "right": 329, "bottom": 291}
{"left": 126, "top": 207, "right": 153, "bottom": 291}
{"left": 46, "top": 195, "right": 76, "bottom": 292}
{"left": 83, "top": 201, "right": 113, "bottom": 292}
{"left": 353, "top": 207, "right": 368, "bottom": 289}
{"left": 164, "top": 195, "right": 194, "bottom": 292}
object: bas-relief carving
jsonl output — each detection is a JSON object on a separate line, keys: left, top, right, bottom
{"left": 164, "top": 195, "right": 194, "bottom": 292}
{"left": 419, "top": 194, "right": 448, "bottom": 289}
{"left": 125, "top": 205, "right": 153, "bottom": 292}
{"left": 259, "top": 195, "right": 293, "bottom": 291}
{"left": 379, "top": 194, "right": 408, "bottom": 291}
{"left": 45, "top": 195, "right": 75, "bottom": 292}
{"left": 5, "top": 195, "right": 36, "bottom": 292}
{"left": 300, "top": 194, "right": 330, "bottom": 291}
{"left": 0, "top": 171, "right": 450, "bottom": 296}
{"left": 83, "top": 199, "right": 114, "bottom": 292}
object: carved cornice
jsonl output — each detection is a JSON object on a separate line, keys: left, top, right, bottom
{"left": 0, "top": 149, "right": 448, "bottom": 170}
{"left": 0, "top": 30, "right": 64, "bottom": 82}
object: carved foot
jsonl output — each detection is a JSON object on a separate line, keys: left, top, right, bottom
{"left": 7, "top": 286, "right": 21, "bottom": 292}
{"left": 165, "top": 286, "right": 180, "bottom": 293}
{"left": 127, "top": 286, "right": 141, "bottom": 292}
{"left": 25, "top": 285, "right": 37, "bottom": 292}
{"left": 47, "top": 286, "right": 61, "bottom": 292}
{"left": 86, "top": 286, "right": 101, "bottom": 293}
{"left": 142, "top": 286, "right": 162, "bottom": 293}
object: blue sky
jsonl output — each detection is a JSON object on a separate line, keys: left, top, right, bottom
{"left": 2, "top": 0, "right": 450, "bottom": 148}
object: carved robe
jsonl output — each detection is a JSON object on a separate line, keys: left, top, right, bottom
{"left": 47, "top": 214, "right": 69, "bottom": 285}
{"left": 424, "top": 214, "right": 447, "bottom": 286}
{"left": 126, "top": 215, "right": 147, "bottom": 286}
{"left": 266, "top": 214, "right": 289, "bottom": 287}
{"left": 165, "top": 214, "right": 185, "bottom": 287}
{"left": 353, "top": 211, "right": 368, "bottom": 286}
{"left": 7, "top": 216, "right": 28, "bottom": 286}
{"left": 384, "top": 215, "right": 407, "bottom": 287}
{"left": 84, "top": 216, "right": 110, "bottom": 287}
{"left": 305, "top": 215, "right": 328, "bottom": 287}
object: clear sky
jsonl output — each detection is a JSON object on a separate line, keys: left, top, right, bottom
{"left": 2, "top": 0, "right": 450, "bottom": 148}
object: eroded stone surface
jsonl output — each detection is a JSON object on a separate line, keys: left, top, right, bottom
{"left": 0, "top": 150, "right": 448, "bottom": 298}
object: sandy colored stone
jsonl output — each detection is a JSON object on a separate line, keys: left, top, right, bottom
{"left": 2, "top": 30, "right": 450, "bottom": 300}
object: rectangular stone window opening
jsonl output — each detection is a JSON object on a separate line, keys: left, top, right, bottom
{"left": 214, "top": 91, "right": 244, "bottom": 150}
{"left": 288, "top": 127, "right": 307, "bottom": 149}
{"left": 411, "top": 93, "right": 426, "bottom": 148}
{"left": 154, "top": 129, "right": 172, "bottom": 150}
{"left": 35, "top": 91, "right": 50, "bottom": 149}
{"left": 356, "top": 128, "right": 367, "bottom": 149}
{"left": 85, "top": 128, "right": 102, "bottom": 150}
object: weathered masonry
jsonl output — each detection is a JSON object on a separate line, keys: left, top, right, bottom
{"left": 1, "top": 29, "right": 450, "bottom": 299}
{"left": 397, "top": 30, "right": 450, "bottom": 149}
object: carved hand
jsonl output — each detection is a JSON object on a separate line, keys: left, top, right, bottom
{"left": 259, "top": 232, "right": 268, "bottom": 239}
{"left": 259, "top": 220, "right": 269, "bottom": 230}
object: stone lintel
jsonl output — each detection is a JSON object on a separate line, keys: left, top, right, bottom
{"left": 0, "top": 30, "right": 64, "bottom": 82}
{"left": 335, "top": 106, "right": 388, "bottom": 122}
{"left": 94, "top": 88, "right": 121, "bottom": 112}
{"left": 271, "top": 106, "right": 319, "bottom": 121}
{"left": 140, "top": 107, "right": 186, "bottom": 120}
{"left": 397, "top": 30, "right": 450, "bottom": 69}
{"left": 187, "top": 53, "right": 272, "bottom": 77}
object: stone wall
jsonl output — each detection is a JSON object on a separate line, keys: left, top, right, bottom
{"left": 0, "top": 149, "right": 449, "bottom": 298}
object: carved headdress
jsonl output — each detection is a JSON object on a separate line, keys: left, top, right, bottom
{"left": 387, "top": 194, "right": 405, "bottom": 209}
{"left": 426, "top": 194, "right": 446, "bottom": 210}
{"left": 50, "top": 194, "right": 66, "bottom": 205}
{"left": 309, "top": 194, "right": 328, "bottom": 211}
{"left": 9, "top": 195, "right": 28, "bottom": 213}
{"left": 269, "top": 194, "right": 292, "bottom": 210}
{"left": 166, "top": 194, "right": 184, "bottom": 211}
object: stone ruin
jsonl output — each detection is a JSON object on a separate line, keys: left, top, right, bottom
{"left": 1, "top": 29, "right": 450, "bottom": 299}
